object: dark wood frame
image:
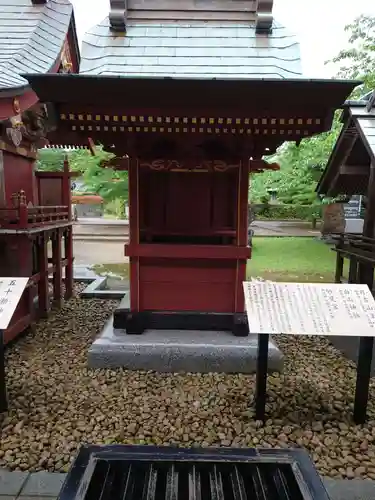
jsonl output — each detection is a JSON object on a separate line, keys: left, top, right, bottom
{"left": 313, "top": 97, "right": 375, "bottom": 424}
{"left": 254, "top": 330, "right": 374, "bottom": 425}
{"left": 0, "top": 329, "right": 6, "bottom": 412}
{"left": 0, "top": 158, "right": 76, "bottom": 345}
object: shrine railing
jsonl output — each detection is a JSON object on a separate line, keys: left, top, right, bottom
{"left": 332, "top": 233, "right": 375, "bottom": 288}
{"left": 0, "top": 205, "right": 70, "bottom": 229}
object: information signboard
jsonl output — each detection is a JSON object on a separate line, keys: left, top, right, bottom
{"left": 344, "top": 195, "right": 363, "bottom": 219}
{"left": 243, "top": 282, "right": 375, "bottom": 337}
{"left": 0, "top": 278, "right": 29, "bottom": 330}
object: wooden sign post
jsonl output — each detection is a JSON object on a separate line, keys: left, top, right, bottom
{"left": 243, "top": 281, "right": 375, "bottom": 424}
{"left": 0, "top": 277, "right": 29, "bottom": 412}
{"left": 0, "top": 328, "right": 5, "bottom": 412}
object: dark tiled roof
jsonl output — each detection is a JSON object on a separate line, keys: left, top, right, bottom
{"left": 0, "top": 0, "right": 73, "bottom": 92}
{"left": 80, "top": 19, "right": 302, "bottom": 79}
{"left": 317, "top": 104, "right": 375, "bottom": 196}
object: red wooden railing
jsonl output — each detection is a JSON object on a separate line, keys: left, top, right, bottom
{"left": 0, "top": 202, "right": 70, "bottom": 229}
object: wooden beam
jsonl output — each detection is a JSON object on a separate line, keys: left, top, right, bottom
{"left": 256, "top": 0, "right": 273, "bottom": 33}
{"left": 363, "top": 163, "right": 375, "bottom": 239}
{"left": 354, "top": 161, "right": 375, "bottom": 424}
{"left": 0, "top": 151, "right": 5, "bottom": 208}
{"left": 88, "top": 138, "right": 97, "bottom": 156}
{"left": 339, "top": 165, "right": 369, "bottom": 176}
{"left": 328, "top": 133, "right": 358, "bottom": 196}
{"left": 109, "top": 0, "right": 127, "bottom": 32}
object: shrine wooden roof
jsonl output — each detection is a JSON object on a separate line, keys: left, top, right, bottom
{"left": 317, "top": 96, "right": 375, "bottom": 197}
{"left": 81, "top": 0, "right": 301, "bottom": 79}
{"left": 24, "top": 74, "right": 358, "bottom": 110}
{"left": 72, "top": 195, "right": 103, "bottom": 205}
{"left": 23, "top": 74, "right": 359, "bottom": 155}
{"left": 0, "top": 0, "right": 75, "bottom": 93}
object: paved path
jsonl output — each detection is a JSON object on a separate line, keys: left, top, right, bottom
{"left": 76, "top": 217, "right": 127, "bottom": 225}
{"left": 73, "top": 240, "right": 126, "bottom": 265}
{"left": 0, "top": 469, "right": 374, "bottom": 500}
{"left": 252, "top": 220, "right": 320, "bottom": 237}
{"left": 0, "top": 469, "right": 66, "bottom": 500}
{"left": 73, "top": 218, "right": 320, "bottom": 239}
{"left": 72, "top": 219, "right": 321, "bottom": 266}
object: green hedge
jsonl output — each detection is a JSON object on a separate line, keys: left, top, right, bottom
{"left": 253, "top": 204, "right": 322, "bottom": 221}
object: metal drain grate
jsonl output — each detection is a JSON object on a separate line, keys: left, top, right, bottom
{"left": 59, "top": 446, "right": 330, "bottom": 500}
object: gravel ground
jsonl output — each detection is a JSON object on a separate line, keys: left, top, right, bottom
{"left": 1, "top": 283, "right": 375, "bottom": 479}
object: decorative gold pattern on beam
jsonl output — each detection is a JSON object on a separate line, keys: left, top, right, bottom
{"left": 139, "top": 159, "right": 241, "bottom": 172}
{"left": 61, "top": 113, "right": 322, "bottom": 128}
{"left": 68, "top": 124, "right": 311, "bottom": 137}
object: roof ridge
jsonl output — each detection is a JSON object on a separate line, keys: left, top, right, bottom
{"left": 0, "top": 0, "right": 72, "bottom": 92}
{"left": 108, "top": 0, "right": 274, "bottom": 33}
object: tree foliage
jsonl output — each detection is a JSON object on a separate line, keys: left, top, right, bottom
{"left": 69, "top": 148, "right": 128, "bottom": 204}
{"left": 251, "top": 118, "right": 342, "bottom": 205}
{"left": 331, "top": 14, "right": 375, "bottom": 95}
{"left": 36, "top": 148, "right": 66, "bottom": 172}
{"left": 36, "top": 147, "right": 129, "bottom": 206}
{"left": 251, "top": 14, "right": 375, "bottom": 205}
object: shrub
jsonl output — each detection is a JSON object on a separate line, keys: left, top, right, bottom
{"left": 253, "top": 204, "right": 322, "bottom": 221}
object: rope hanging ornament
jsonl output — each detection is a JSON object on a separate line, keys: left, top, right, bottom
{"left": 109, "top": 0, "right": 127, "bottom": 32}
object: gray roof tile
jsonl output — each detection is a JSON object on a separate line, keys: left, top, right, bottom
{"left": 357, "top": 115, "right": 375, "bottom": 161}
{"left": 80, "top": 19, "right": 302, "bottom": 79}
{"left": 0, "top": 0, "right": 73, "bottom": 92}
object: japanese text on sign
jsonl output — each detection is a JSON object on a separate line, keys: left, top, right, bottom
{"left": 243, "top": 282, "right": 375, "bottom": 336}
{"left": 0, "top": 278, "right": 29, "bottom": 330}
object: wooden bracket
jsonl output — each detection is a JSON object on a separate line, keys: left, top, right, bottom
{"left": 88, "top": 138, "right": 97, "bottom": 156}
{"left": 256, "top": 0, "right": 274, "bottom": 34}
{"left": 109, "top": 0, "right": 127, "bottom": 32}
{"left": 327, "top": 131, "right": 358, "bottom": 196}
{"left": 340, "top": 165, "right": 369, "bottom": 176}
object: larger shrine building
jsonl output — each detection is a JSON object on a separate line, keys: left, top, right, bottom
{"left": 23, "top": 1, "right": 358, "bottom": 333}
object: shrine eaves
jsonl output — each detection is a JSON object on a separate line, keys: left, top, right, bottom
{"left": 23, "top": 0, "right": 358, "bottom": 161}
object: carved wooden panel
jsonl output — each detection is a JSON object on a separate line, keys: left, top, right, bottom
{"left": 139, "top": 169, "right": 238, "bottom": 237}
{"left": 138, "top": 158, "right": 241, "bottom": 172}
{"left": 139, "top": 259, "right": 236, "bottom": 312}
{"left": 37, "top": 177, "right": 63, "bottom": 206}
{"left": 59, "top": 39, "right": 73, "bottom": 74}
{"left": 2, "top": 152, "right": 35, "bottom": 206}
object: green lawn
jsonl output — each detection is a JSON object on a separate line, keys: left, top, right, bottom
{"left": 93, "top": 262, "right": 130, "bottom": 280}
{"left": 92, "top": 237, "right": 338, "bottom": 283}
{"left": 248, "top": 237, "right": 336, "bottom": 282}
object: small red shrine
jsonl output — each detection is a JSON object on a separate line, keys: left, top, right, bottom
{"left": 25, "top": 0, "right": 357, "bottom": 336}
{"left": 0, "top": 0, "right": 80, "bottom": 343}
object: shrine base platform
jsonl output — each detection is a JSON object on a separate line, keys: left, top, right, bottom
{"left": 88, "top": 319, "right": 283, "bottom": 373}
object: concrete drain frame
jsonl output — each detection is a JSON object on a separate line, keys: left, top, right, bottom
{"left": 60, "top": 265, "right": 128, "bottom": 300}
{"left": 79, "top": 275, "right": 127, "bottom": 300}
